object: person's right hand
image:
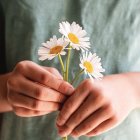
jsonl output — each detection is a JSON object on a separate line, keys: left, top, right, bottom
{"left": 7, "top": 61, "right": 74, "bottom": 117}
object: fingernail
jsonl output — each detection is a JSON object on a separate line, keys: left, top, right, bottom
{"left": 56, "top": 116, "right": 64, "bottom": 126}
{"left": 71, "top": 130, "right": 79, "bottom": 137}
{"left": 67, "top": 87, "right": 74, "bottom": 95}
{"left": 57, "top": 121, "right": 65, "bottom": 127}
{"left": 58, "top": 130, "right": 67, "bottom": 137}
{"left": 71, "top": 132, "right": 76, "bottom": 136}
{"left": 70, "top": 133, "right": 77, "bottom": 138}
{"left": 70, "top": 134, "right": 78, "bottom": 138}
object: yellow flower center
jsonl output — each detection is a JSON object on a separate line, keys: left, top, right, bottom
{"left": 68, "top": 33, "right": 79, "bottom": 44}
{"left": 50, "top": 46, "right": 63, "bottom": 54}
{"left": 83, "top": 61, "right": 94, "bottom": 73}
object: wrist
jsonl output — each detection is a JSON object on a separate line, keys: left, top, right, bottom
{"left": 123, "top": 72, "right": 140, "bottom": 109}
{"left": 0, "top": 73, "right": 13, "bottom": 112}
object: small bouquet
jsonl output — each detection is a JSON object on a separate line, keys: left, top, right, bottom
{"left": 38, "top": 21, "right": 105, "bottom": 140}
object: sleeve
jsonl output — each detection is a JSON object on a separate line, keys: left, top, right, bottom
{"left": 118, "top": 28, "right": 140, "bottom": 73}
{"left": 127, "top": 34, "right": 140, "bottom": 72}
{"left": 0, "top": 2, "right": 6, "bottom": 74}
{"left": 117, "top": 5, "right": 140, "bottom": 73}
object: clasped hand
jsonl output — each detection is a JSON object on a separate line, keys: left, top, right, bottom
{"left": 7, "top": 61, "right": 73, "bottom": 117}
{"left": 57, "top": 74, "right": 138, "bottom": 137}
{"left": 6, "top": 61, "right": 138, "bottom": 137}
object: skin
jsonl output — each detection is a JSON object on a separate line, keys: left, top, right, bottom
{"left": 56, "top": 73, "right": 140, "bottom": 137}
{"left": 1, "top": 61, "right": 140, "bottom": 136}
{"left": 0, "top": 61, "right": 74, "bottom": 117}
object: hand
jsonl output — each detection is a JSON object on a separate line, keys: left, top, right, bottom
{"left": 7, "top": 61, "right": 74, "bottom": 117}
{"left": 56, "top": 73, "right": 139, "bottom": 137}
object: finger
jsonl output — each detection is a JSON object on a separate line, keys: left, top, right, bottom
{"left": 10, "top": 76, "right": 66, "bottom": 103}
{"left": 42, "top": 66, "right": 63, "bottom": 79}
{"left": 56, "top": 83, "right": 90, "bottom": 127}
{"left": 15, "top": 61, "right": 74, "bottom": 95}
{"left": 13, "top": 106, "right": 51, "bottom": 117}
{"left": 70, "top": 105, "right": 113, "bottom": 137}
{"left": 9, "top": 91, "right": 60, "bottom": 111}
{"left": 58, "top": 93, "right": 105, "bottom": 136}
{"left": 86, "top": 118, "right": 116, "bottom": 136}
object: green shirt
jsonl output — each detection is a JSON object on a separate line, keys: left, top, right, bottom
{"left": 0, "top": 0, "right": 140, "bottom": 140}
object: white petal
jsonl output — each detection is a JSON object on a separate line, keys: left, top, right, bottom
{"left": 60, "top": 51, "right": 66, "bottom": 55}
{"left": 39, "top": 55, "right": 50, "bottom": 61}
{"left": 79, "top": 63, "right": 85, "bottom": 69}
{"left": 71, "top": 44, "right": 80, "bottom": 50}
{"left": 77, "top": 30, "right": 87, "bottom": 37}
{"left": 48, "top": 55, "right": 56, "bottom": 60}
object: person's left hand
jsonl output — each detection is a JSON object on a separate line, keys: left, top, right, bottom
{"left": 56, "top": 73, "right": 139, "bottom": 137}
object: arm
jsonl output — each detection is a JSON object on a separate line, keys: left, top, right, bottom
{"left": 56, "top": 72, "right": 140, "bottom": 137}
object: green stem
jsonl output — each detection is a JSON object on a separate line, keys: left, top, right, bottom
{"left": 61, "top": 47, "right": 71, "bottom": 140}
{"left": 62, "top": 137, "right": 67, "bottom": 140}
{"left": 71, "top": 69, "right": 85, "bottom": 85}
{"left": 65, "top": 46, "right": 71, "bottom": 82}
{"left": 58, "top": 54, "right": 65, "bottom": 78}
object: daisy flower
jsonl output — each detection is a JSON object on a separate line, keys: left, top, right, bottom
{"left": 79, "top": 52, "right": 105, "bottom": 80}
{"left": 59, "top": 21, "right": 90, "bottom": 51}
{"left": 38, "top": 36, "right": 69, "bottom": 60}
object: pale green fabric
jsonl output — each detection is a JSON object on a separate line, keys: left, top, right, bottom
{"left": 0, "top": 0, "right": 140, "bottom": 140}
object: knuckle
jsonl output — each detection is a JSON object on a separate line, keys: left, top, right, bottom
{"left": 58, "top": 81, "right": 73, "bottom": 95}
{"left": 57, "top": 81, "right": 63, "bottom": 91}
{"left": 14, "top": 61, "right": 26, "bottom": 73}
{"left": 40, "top": 73, "right": 49, "bottom": 84}
{"left": 72, "top": 129, "right": 80, "bottom": 136}
{"left": 7, "top": 77, "right": 17, "bottom": 89}
{"left": 83, "top": 79, "right": 93, "bottom": 87}
{"left": 49, "top": 67, "right": 58, "bottom": 74}
{"left": 33, "top": 110, "right": 40, "bottom": 115}
{"left": 73, "top": 113, "right": 83, "bottom": 122}
{"left": 82, "top": 123, "right": 90, "bottom": 130}
{"left": 14, "top": 61, "right": 32, "bottom": 73}
{"left": 81, "top": 79, "right": 93, "bottom": 93}
{"left": 93, "top": 91, "right": 105, "bottom": 103}
{"left": 112, "top": 115, "right": 119, "bottom": 123}
{"left": 57, "top": 94, "right": 64, "bottom": 103}
{"left": 57, "top": 81, "right": 71, "bottom": 93}
{"left": 32, "top": 100, "right": 40, "bottom": 109}
{"left": 64, "top": 123, "right": 72, "bottom": 132}
{"left": 105, "top": 103, "right": 115, "bottom": 116}
{"left": 35, "top": 88, "right": 44, "bottom": 99}
{"left": 65, "top": 101, "right": 74, "bottom": 110}
{"left": 51, "top": 103, "right": 59, "bottom": 111}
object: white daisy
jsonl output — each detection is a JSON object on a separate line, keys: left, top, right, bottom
{"left": 38, "top": 36, "right": 68, "bottom": 60}
{"left": 59, "top": 21, "right": 90, "bottom": 51}
{"left": 79, "top": 52, "right": 105, "bottom": 80}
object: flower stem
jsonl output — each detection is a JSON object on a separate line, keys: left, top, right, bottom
{"left": 58, "top": 54, "right": 65, "bottom": 78}
{"left": 61, "top": 46, "right": 71, "bottom": 140}
{"left": 62, "top": 137, "right": 67, "bottom": 140}
{"left": 65, "top": 46, "right": 71, "bottom": 82}
{"left": 71, "top": 69, "right": 85, "bottom": 85}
